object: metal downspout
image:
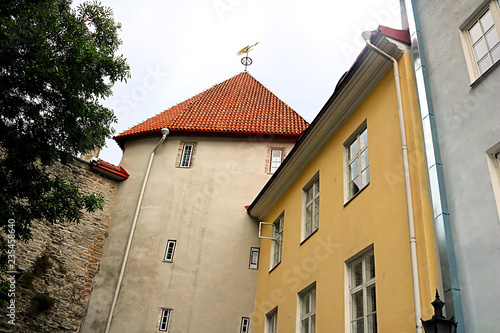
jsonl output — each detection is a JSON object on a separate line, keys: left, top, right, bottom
{"left": 105, "top": 128, "right": 170, "bottom": 333}
{"left": 402, "top": 1, "right": 464, "bottom": 331}
{"left": 362, "top": 32, "right": 423, "bottom": 333}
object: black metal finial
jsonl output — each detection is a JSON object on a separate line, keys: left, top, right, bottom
{"left": 421, "top": 290, "right": 458, "bottom": 333}
{"left": 431, "top": 290, "right": 446, "bottom": 319}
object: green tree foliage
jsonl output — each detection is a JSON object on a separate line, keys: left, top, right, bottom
{"left": 0, "top": 0, "right": 130, "bottom": 273}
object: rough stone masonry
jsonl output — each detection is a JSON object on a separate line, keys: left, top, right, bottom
{"left": 0, "top": 157, "right": 119, "bottom": 332}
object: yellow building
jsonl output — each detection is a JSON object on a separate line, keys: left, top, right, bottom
{"left": 248, "top": 26, "right": 439, "bottom": 333}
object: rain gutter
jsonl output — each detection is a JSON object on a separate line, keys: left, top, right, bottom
{"left": 105, "top": 128, "right": 170, "bottom": 333}
{"left": 362, "top": 31, "right": 423, "bottom": 333}
{"left": 402, "top": 1, "right": 464, "bottom": 331}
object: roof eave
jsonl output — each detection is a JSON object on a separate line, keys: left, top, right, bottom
{"left": 247, "top": 30, "right": 410, "bottom": 220}
{"left": 114, "top": 128, "right": 304, "bottom": 149}
{"left": 90, "top": 160, "right": 130, "bottom": 181}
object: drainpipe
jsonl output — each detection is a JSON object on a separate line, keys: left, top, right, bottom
{"left": 105, "top": 128, "right": 170, "bottom": 333}
{"left": 401, "top": 2, "right": 464, "bottom": 332}
{"left": 361, "top": 31, "right": 423, "bottom": 333}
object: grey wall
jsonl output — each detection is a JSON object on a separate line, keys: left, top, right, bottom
{"left": 415, "top": 0, "right": 500, "bottom": 331}
{"left": 81, "top": 133, "right": 296, "bottom": 333}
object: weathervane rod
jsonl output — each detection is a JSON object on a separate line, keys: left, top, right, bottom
{"left": 237, "top": 42, "right": 258, "bottom": 72}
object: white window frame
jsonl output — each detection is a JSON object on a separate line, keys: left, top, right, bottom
{"left": 297, "top": 283, "right": 316, "bottom": 333}
{"left": 346, "top": 249, "right": 376, "bottom": 333}
{"left": 266, "top": 307, "right": 278, "bottom": 333}
{"left": 180, "top": 143, "right": 194, "bottom": 168}
{"left": 159, "top": 308, "right": 171, "bottom": 332}
{"left": 249, "top": 247, "right": 260, "bottom": 269}
{"left": 344, "top": 123, "right": 369, "bottom": 202}
{"left": 163, "top": 240, "right": 177, "bottom": 262}
{"left": 240, "top": 317, "right": 250, "bottom": 333}
{"left": 460, "top": 0, "right": 500, "bottom": 83}
{"left": 269, "top": 148, "right": 284, "bottom": 173}
{"left": 271, "top": 213, "right": 284, "bottom": 269}
{"left": 302, "top": 174, "right": 319, "bottom": 241}
{"left": 486, "top": 142, "right": 500, "bottom": 221}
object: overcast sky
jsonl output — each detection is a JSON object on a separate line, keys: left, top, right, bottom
{"left": 73, "top": 0, "right": 402, "bottom": 165}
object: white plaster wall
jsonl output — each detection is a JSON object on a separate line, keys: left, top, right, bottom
{"left": 415, "top": 0, "right": 500, "bottom": 331}
{"left": 81, "top": 133, "right": 297, "bottom": 333}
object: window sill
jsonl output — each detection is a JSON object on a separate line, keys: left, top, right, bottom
{"left": 300, "top": 228, "right": 319, "bottom": 245}
{"left": 269, "top": 261, "right": 281, "bottom": 273}
{"left": 162, "top": 260, "right": 173, "bottom": 263}
{"left": 470, "top": 59, "right": 500, "bottom": 86}
{"left": 343, "top": 182, "right": 370, "bottom": 207}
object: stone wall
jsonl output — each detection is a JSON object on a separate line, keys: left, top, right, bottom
{"left": 0, "top": 157, "right": 119, "bottom": 332}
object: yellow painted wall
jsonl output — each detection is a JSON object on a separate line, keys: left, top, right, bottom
{"left": 253, "top": 54, "right": 438, "bottom": 332}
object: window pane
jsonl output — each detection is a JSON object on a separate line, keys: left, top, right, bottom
{"left": 352, "top": 290, "right": 364, "bottom": 318}
{"left": 306, "top": 205, "right": 312, "bottom": 235}
{"left": 352, "top": 261, "right": 363, "bottom": 287}
{"left": 368, "top": 314, "right": 377, "bottom": 333}
{"left": 313, "top": 197, "right": 319, "bottom": 230}
{"left": 361, "top": 168, "right": 370, "bottom": 186}
{"left": 491, "top": 44, "right": 500, "bottom": 63}
{"left": 350, "top": 158, "right": 359, "bottom": 181}
{"left": 366, "top": 253, "right": 375, "bottom": 280}
{"left": 302, "top": 294, "right": 310, "bottom": 315}
{"left": 350, "top": 178, "right": 360, "bottom": 197}
{"left": 307, "top": 186, "right": 313, "bottom": 202}
{"left": 469, "top": 21, "right": 482, "bottom": 43}
{"left": 360, "top": 129, "right": 368, "bottom": 148}
{"left": 486, "top": 28, "right": 500, "bottom": 49}
{"left": 474, "top": 38, "right": 488, "bottom": 59}
{"left": 478, "top": 55, "right": 492, "bottom": 74}
{"left": 353, "top": 319, "right": 364, "bottom": 333}
{"left": 314, "top": 180, "right": 319, "bottom": 195}
{"left": 311, "top": 289, "right": 316, "bottom": 310}
{"left": 360, "top": 149, "right": 369, "bottom": 170}
{"left": 367, "top": 285, "right": 377, "bottom": 313}
{"left": 480, "top": 10, "right": 494, "bottom": 31}
{"left": 349, "top": 140, "right": 358, "bottom": 159}
{"left": 311, "top": 314, "right": 316, "bottom": 333}
{"left": 302, "top": 319, "right": 309, "bottom": 333}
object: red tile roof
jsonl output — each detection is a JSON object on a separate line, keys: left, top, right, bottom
{"left": 114, "top": 72, "right": 308, "bottom": 146}
{"left": 90, "top": 158, "right": 130, "bottom": 181}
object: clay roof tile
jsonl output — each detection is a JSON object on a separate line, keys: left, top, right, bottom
{"left": 114, "top": 72, "right": 308, "bottom": 146}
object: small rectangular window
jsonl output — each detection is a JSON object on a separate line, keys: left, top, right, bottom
{"left": 240, "top": 317, "right": 250, "bottom": 333}
{"left": 345, "top": 125, "right": 369, "bottom": 201}
{"left": 272, "top": 214, "right": 284, "bottom": 268}
{"left": 180, "top": 144, "right": 194, "bottom": 168}
{"left": 164, "top": 240, "right": 177, "bottom": 262}
{"left": 266, "top": 308, "right": 278, "bottom": 333}
{"left": 269, "top": 149, "right": 284, "bottom": 173}
{"left": 303, "top": 176, "right": 320, "bottom": 240}
{"left": 249, "top": 247, "right": 260, "bottom": 269}
{"left": 159, "top": 308, "right": 170, "bottom": 331}
{"left": 460, "top": 0, "right": 500, "bottom": 82}
{"left": 348, "top": 249, "right": 376, "bottom": 333}
{"left": 299, "top": 284, "right": 316, "bottom": 333}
